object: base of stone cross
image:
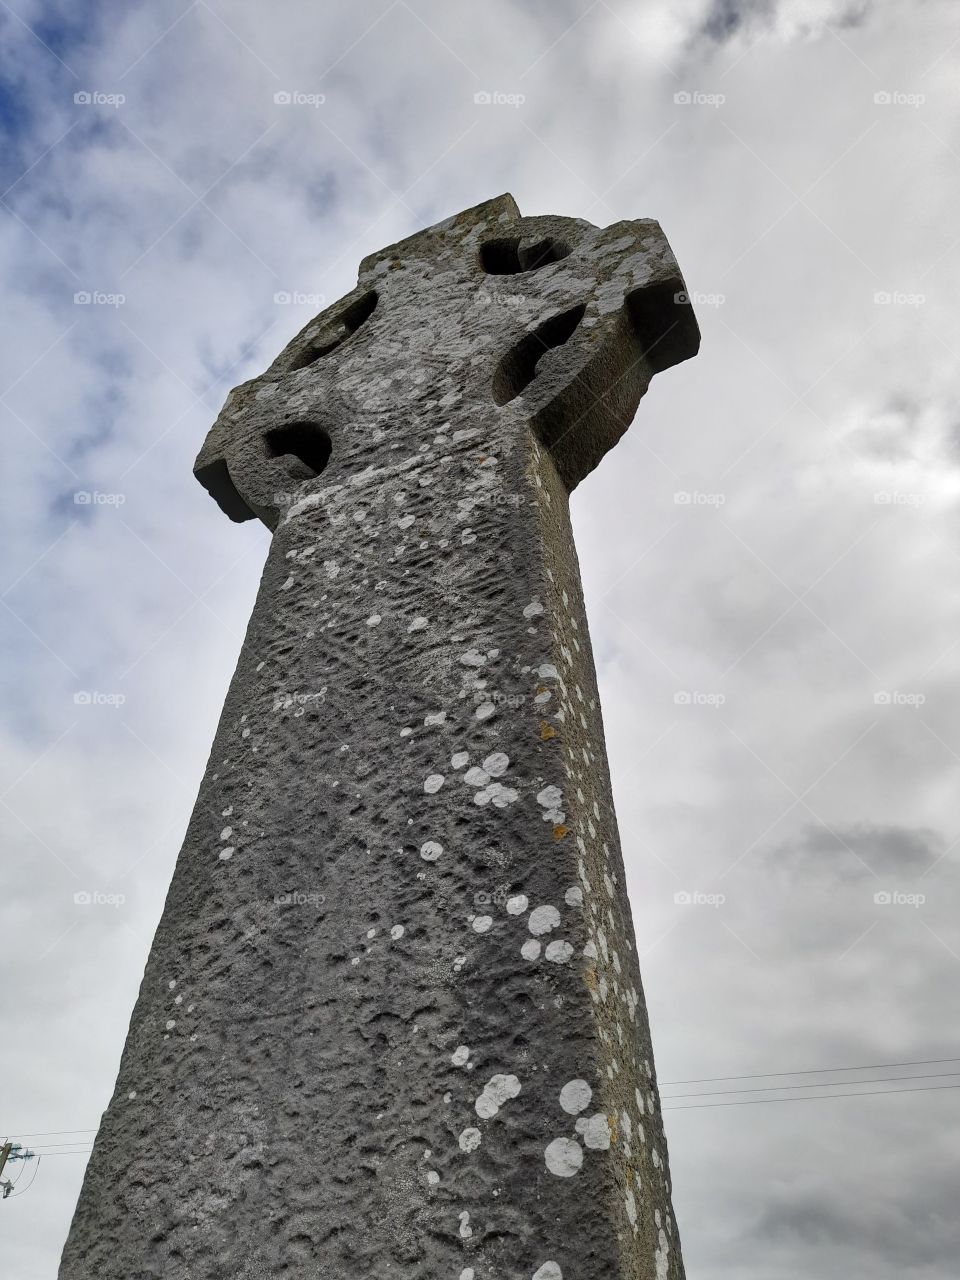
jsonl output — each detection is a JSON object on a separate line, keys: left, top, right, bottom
{"left": 59, "top": 193, "right": 698, "bottom": 1280}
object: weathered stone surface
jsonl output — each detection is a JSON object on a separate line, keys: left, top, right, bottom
{"left": 60, "top": 194, "right": 699, "bottom": 1279}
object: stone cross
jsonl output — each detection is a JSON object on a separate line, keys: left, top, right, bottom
{"left": 60, "top": 194, "right": 699, "bottom": 1280}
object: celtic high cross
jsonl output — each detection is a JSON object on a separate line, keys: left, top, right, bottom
{"left": 60, "top": 193, "right": 699, "bottom": 1280}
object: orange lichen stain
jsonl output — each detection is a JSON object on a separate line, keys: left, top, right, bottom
{"left": 539, "top": 721, "right": 556, "bottom": 740}
{"left": 608, "top": 1113, "right": 619, "bottom": 1145}
{"left": 553, "top": 824, "right": 569, "bottom": 841}
{"left": 478, "top": 455, "right": 487, "bottom": 463}
{"left": 585, "top": 964, "right": 598, "bottom": 991}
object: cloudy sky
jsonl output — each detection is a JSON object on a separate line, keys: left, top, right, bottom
{"left": 2, "top": 0, "right": 959, "bottom": 1275}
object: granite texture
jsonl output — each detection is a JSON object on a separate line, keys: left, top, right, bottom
{"left": 60, "top": 194, "right": 700, "bottom": 1280}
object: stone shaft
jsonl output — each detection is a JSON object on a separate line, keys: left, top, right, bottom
{"left": 60, "top": 194, "right": 699, "bottom": 1280}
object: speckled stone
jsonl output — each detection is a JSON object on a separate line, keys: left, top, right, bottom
{"left": 60, "top": 194, "right": 699, "bottom": 1280}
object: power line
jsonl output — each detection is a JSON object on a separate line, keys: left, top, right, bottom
{"left": 0, "top": 1129, "right": 96, "bottom": 1140}
{"left": 8, "top": 1056, "right": 960, "bottom": 1139}
{"left": 663, "top": 1069, "right": 960, "bottom": 1100}
{"left": 663, "top": 1081, "right": 960, "bottom": 1110}
{"left": 659, "top": 1055, "right": 960, "bottom": 1087}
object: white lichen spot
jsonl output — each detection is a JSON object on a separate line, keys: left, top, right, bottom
{"left": 218, "top": 847, "right": 235, "bottom": 861}
{"left": 544, "top": 1136, "right": 583, "bottom": 1177}
{"left": 576, "top": 1113, "right": 611, "bottom": 1150}
{"left": 460, "top": 648, "right": 486, "bottom": 667}
{"left": 460, "top": 1271, "right": 476, "bottom": 1280}
{"left": 559, "top": 1079, "right": 592, "bottom": 1115}
{"left": 458, "top": 1210, "right": 473, "bottom": 1238}
{"left": 475, "top": 1073, "right": 521, "bottom": 1119}
{"left": 451, "top": 751, "right": 470, "bottom": 769}
{"left": 475, "top": 702, "right": 495, "bottom": 720}
{"left": 506, "top": 894, "right": 528, "bottom": 915}
{"left": 424, "top": 774, "right": 445, "bottom": 794}
{"left": 545, "top": 940, "right": 573, "bottom": 964}
{"left": 532, "top": 1266, "right": 562, "bottom": 1280}
{"left": 424, "top": 710, "right": 445, "bottom": 726}
{"left": 409, "top": 617, "right": 429, "bottom": 632}
{"left": 420, "top": 840, "right": 444, "bottom": 862}
{"left": 528, "top": 905, "right": 561, "bottom": 936}
{"left": 474, "top": 781, "right": 518, "bottom": 808}
{"left": 521, "top": 939, "right": 541, "bottom": 961}
{"left": 390, "top": 925, "right": 405, "bottom": 941}
{"left": 472, "top": 915, "right": 493, "bottom": 934}
{"left": 366, "top": 614, "right": 381, "bottom": 627}
{"left": 458, "top": 1126, "right": 482, "bottom": 1153}
{"left": 482, "top": 751, "right": 509, "bottom": 776}
{"left": 564, "top": 885, "right": 584, "bottom": 907}
{"left": 523, "top": 601, "right": 544, "bottom": 619}
{"left": 625, "top": 1188, "right": 638, "bottom": 1227}
{"left": 451, "top": 1045, "right": 470, "bottom": 1067}
{"left": 536, "top": 785, "right": 565, "bottom": 823}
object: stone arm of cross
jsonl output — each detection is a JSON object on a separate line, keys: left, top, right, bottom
{"left": 194, "top": 194, "right": 700, "bottom": 529}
